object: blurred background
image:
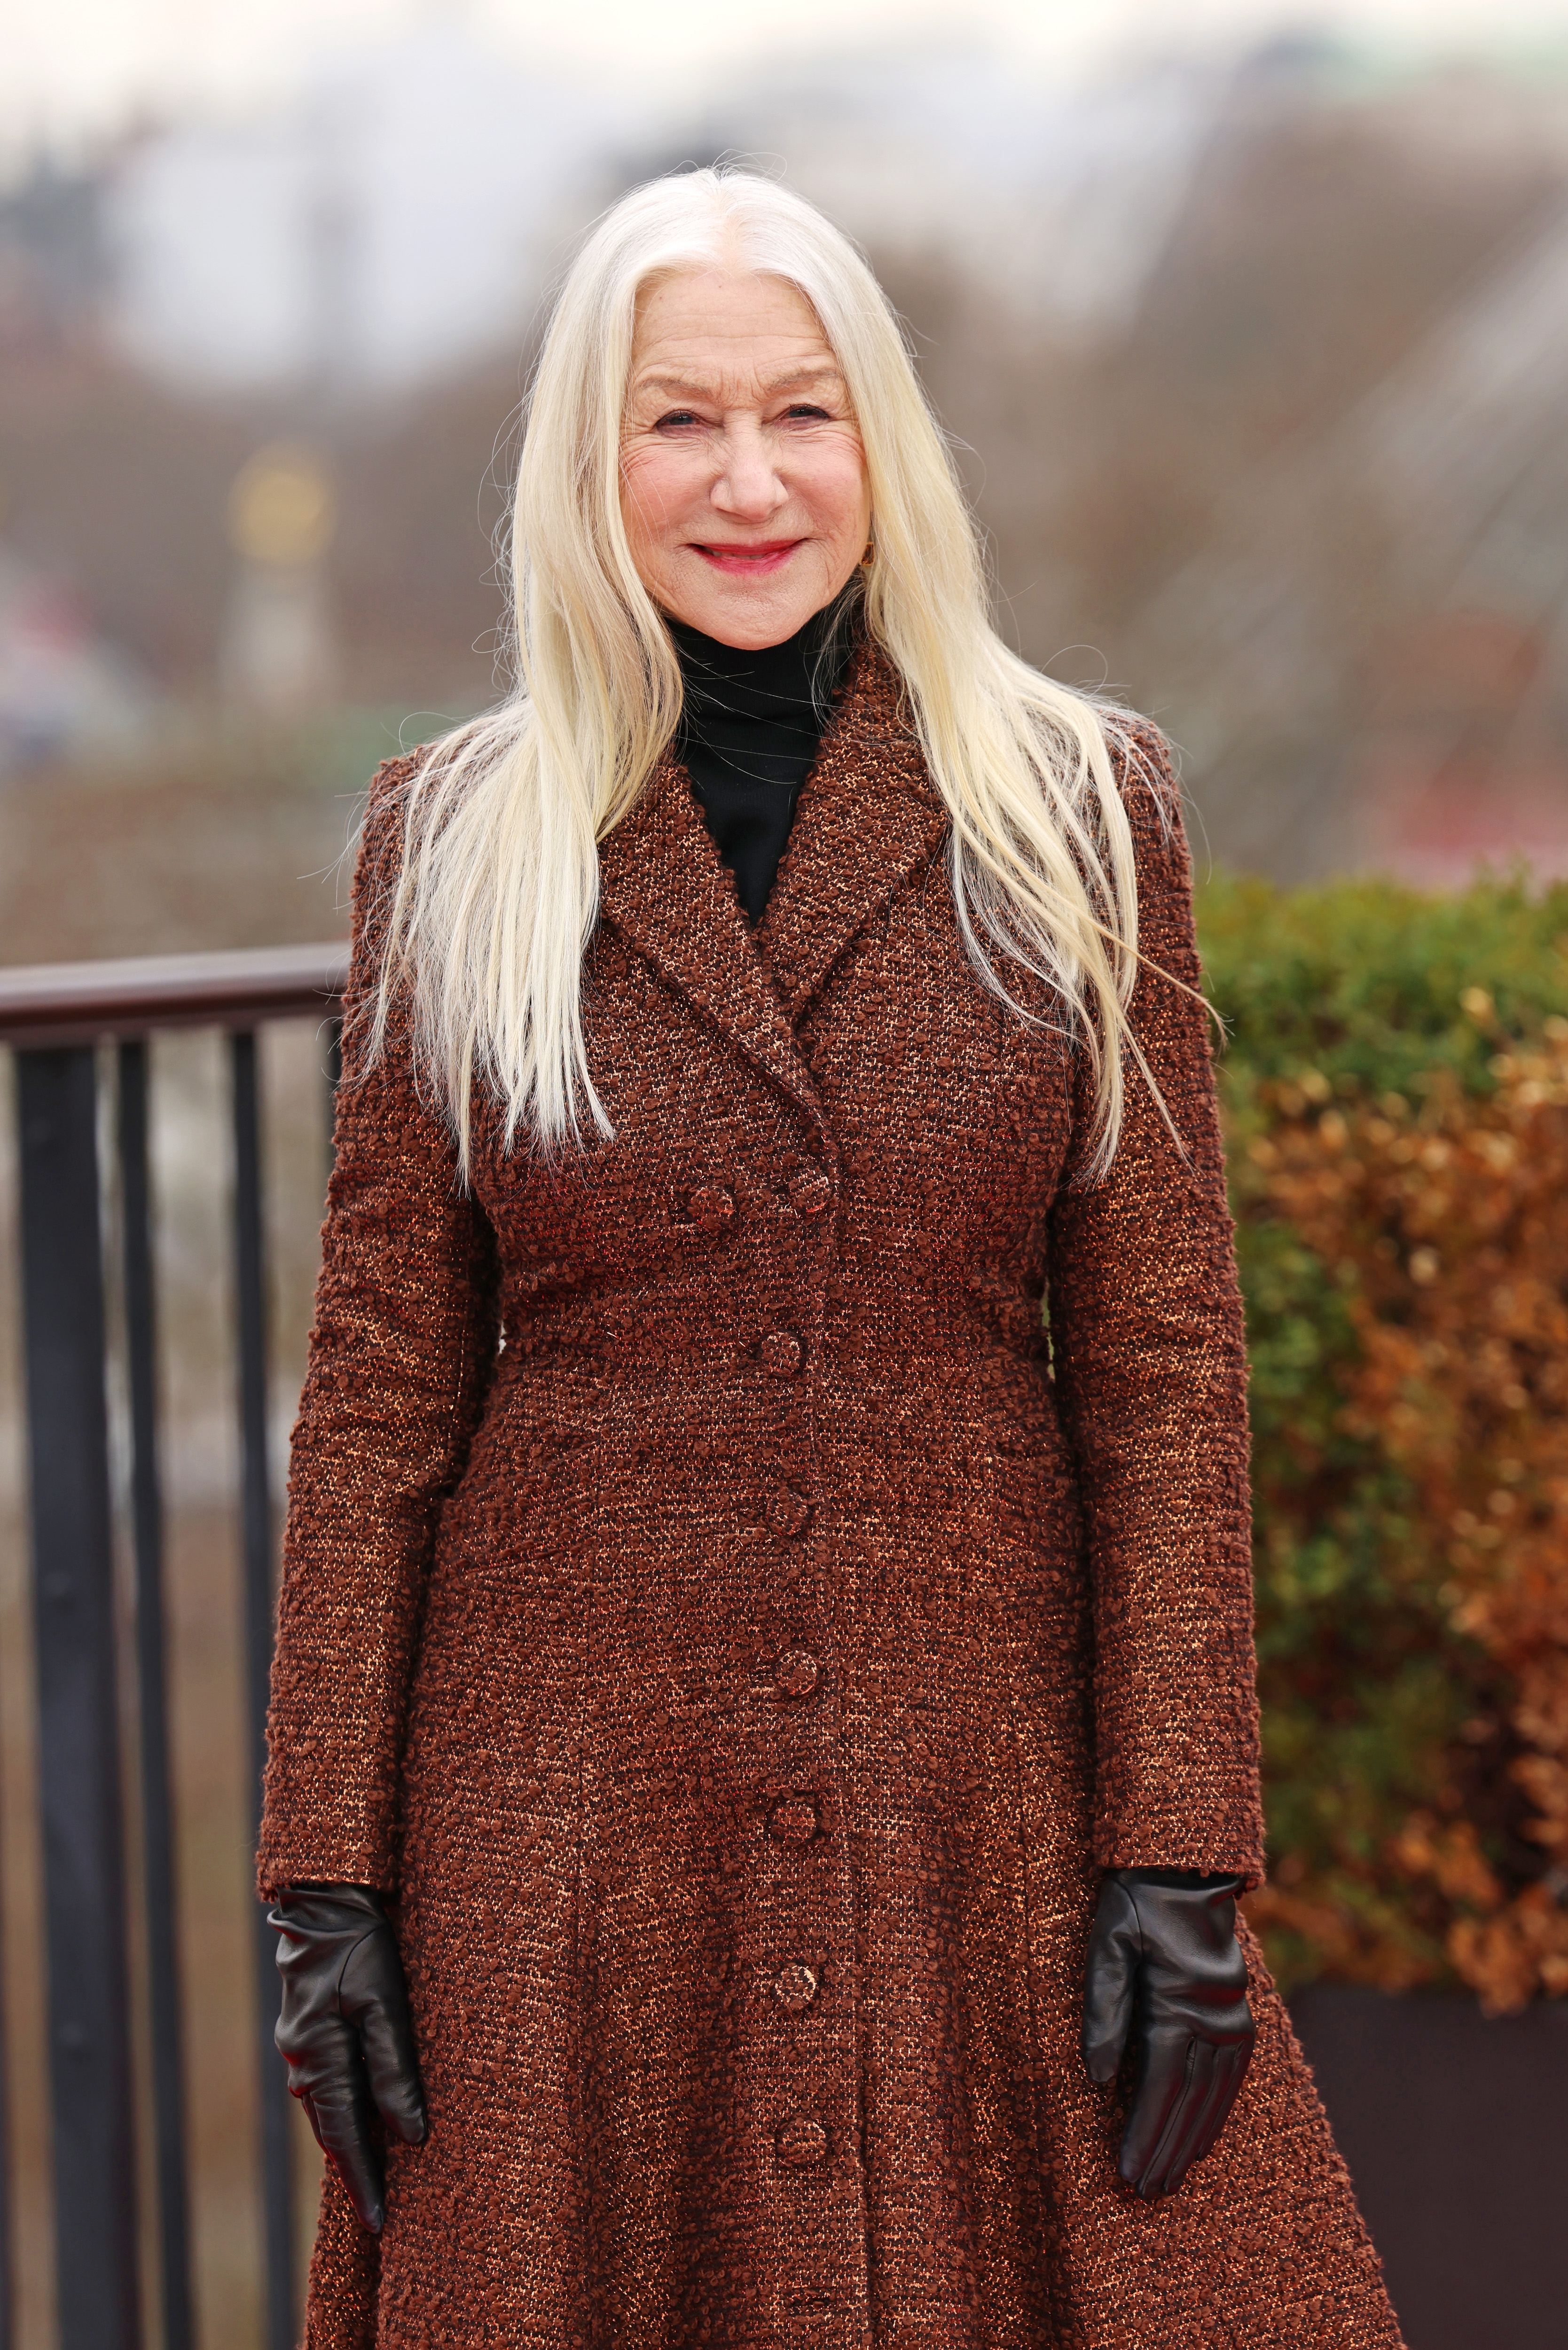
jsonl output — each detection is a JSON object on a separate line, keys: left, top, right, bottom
{"left": 6, "top": 0, "right": 1568, "bottom": 2345}
{"left": 4, "top": 0, "right": 1568, "bottom": 930}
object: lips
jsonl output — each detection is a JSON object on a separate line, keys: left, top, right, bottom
{"left": 692, "top": 539, "right": 802, "bottom": 577}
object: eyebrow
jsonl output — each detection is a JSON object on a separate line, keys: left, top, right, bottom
{"left": 631, "top": 361, "right": 848, "bottom": 403}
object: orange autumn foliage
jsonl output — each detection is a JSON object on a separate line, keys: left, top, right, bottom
{"left": 1245, "top": 1010, "right": 1568, "bottom": 2009}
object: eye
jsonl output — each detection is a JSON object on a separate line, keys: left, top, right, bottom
{"left": 653, "top": 408, "right": 703, "bottom": 431}
{"left": 782, "top": 402, "right": 832, "bottom": 422}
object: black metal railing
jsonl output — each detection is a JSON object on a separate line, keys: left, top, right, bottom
{"left": 0, "top": 943, "right": 349, "bottom": 2350}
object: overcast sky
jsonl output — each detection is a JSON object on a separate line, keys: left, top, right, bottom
{"left": 5, "top": 0, "right": 1568, "bottom": 153}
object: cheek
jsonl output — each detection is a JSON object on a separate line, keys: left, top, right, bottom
{"left": 620, "top": 447, "right": 697, "bottom": 543}
{"left": 799, "top": 441, "right": 871, "bottom": 540}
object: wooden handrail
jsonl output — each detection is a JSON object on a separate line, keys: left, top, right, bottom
{"left": 0, "top": 941, "right": 350, "bottom": 1047}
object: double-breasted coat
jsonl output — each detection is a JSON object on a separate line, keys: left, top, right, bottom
{"left": 259, "top": 640, "right": 1403, "bottom": 2348}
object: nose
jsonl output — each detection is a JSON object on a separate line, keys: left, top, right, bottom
{"left": 711, "top": 418, "right": 785, "bottom": 522}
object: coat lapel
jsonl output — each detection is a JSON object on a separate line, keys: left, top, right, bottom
{"left": 595, "top": 636, "right": 951, "bottom": 1127}
{"left": 596, "top": 735, "right": 827, "bottom": 1128}
{"left": 754, "top": 639, "right": 949, "bottom": 1019}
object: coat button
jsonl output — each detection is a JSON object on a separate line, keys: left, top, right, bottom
{"left": 765, "top": 1487, "right": 812, "bottom": 1536}
{"left": 689, "top": 1185, "right": 734, "bottom": 1234}
{"left": 760, "top": 1330, "right": 802, "bottom": 1378}
{"left": 788, "top": 1167, "right": 832, "bottom": 1218}
{"left": 767, "top": 1794, "right": 820, "bottom": 1846}
{"left": 775, "top": 1650, "right": 819, "bottom": 1700}
{"left": 774, "top": 1962, "right": 820, "bottom": 2014}
{"left": 776, "top": 2114, "right": 829, "bottom": 2168}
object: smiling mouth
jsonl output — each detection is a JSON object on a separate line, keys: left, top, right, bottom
{"left": 692, "top": 539, "right": 802, "bottom": 575}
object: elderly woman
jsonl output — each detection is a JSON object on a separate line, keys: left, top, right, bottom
{"left": 259, "top": 170, "right": 1402, "bottom": 2348}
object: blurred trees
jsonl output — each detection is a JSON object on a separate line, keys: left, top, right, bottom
{"left": 0, "top": 354, "right": 518, "bottom": 709}
{"left": 0, "top": 361, "right": 256, "bottom": 688}
{"left": 886, "top": 78, "right": 1558, "bottom": 667}
{"left": 877, "top": 74, "right": 1568, "bottom": 876}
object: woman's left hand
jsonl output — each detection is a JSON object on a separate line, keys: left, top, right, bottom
{"left": 1081, "top": 1868, "right": 1255, "bottom": 2199}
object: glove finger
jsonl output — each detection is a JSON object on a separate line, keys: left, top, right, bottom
{"left": 1174, "top": 2040, "right": 1250, "bottom": 2180}
{"left": 1118, "top": 2029, "right": 1193, "bottom": 2193}
{"left": 359, "top": 1995, "right": 426, "bottom": 2145}
{"left": 1082, "top": 1881, "right": 1141, "bottom": 2084}
{"left": 1133, "top": 2035, "right": 1215, "bottom": 2199}
{"left": 275, "top": 2000, "right": 361, "bottom": 2103}
{"left": 1150, "top": 2038, "right": 1228, "bottom": 2197}
{"left": 308, "top": 2074, "right": 387, "bottom": 2235}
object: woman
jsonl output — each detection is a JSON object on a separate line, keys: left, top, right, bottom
{"left": 260, "top": 169, "right": 1402, "bottom": 2347}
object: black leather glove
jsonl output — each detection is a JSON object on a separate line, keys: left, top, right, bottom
{"left": 1081, "top": 1866, "right": 1254, "bottom": 2200}
{"left": 268, "top": 1884, "right": 425, "bottom": 2233}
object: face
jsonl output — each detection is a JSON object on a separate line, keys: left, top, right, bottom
{"left": 620, "top": 266, "right": 872, "bottom": 650}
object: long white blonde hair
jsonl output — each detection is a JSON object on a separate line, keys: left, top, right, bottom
{"left": 373, "top": 167, "right": 1153, "bottom": 1178}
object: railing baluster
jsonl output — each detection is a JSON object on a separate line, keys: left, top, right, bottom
{"left": 231, "top": 1032, "right": 295, "bottom": 2350}
{"left": 119, "top": 1041, "right": 196, "bottom": 2350}
{"left": 16, "top": 1047, "right": 140, "bottom": 2350}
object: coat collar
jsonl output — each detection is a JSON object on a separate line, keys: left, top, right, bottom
{"left": 596, "top": 636, "right": 949, "bottom": 1134}
{"left": 753, "top": 636, "right": 950, "bottom": 1016}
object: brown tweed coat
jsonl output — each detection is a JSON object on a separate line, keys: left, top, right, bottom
{"left": 260, "top": 640, "right": 1403, "bottom": 2349}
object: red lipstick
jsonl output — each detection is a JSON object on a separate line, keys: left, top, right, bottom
{"left": 693, "top": 539, "right": 802, "bottom": 577}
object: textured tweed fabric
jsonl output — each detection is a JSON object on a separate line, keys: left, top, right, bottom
{"left": 260, "top": 640, "right": 1403, "bottom": 2348}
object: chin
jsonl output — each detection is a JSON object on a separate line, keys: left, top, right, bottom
{"left": 708, "top": 615, "right": 799, "bottom": 650}
{"left": 684, "top": 586, "right": 823, "bottom": 652}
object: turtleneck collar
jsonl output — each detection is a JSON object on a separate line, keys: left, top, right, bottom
{"left": 669, "top": 592, "right": 858, "bottom": 925}
{"left": 669, "top": 597, "right": 855, "bottom": 775}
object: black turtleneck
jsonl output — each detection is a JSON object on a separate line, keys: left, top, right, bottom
{"left": 671, "top": 599, "right": 855, "bottom": 926}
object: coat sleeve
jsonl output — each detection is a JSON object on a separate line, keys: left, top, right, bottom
{"left": 257, "top": 758, "right": 500, "bottom": 1897}
{"left": 1045, "top": 722, "right": 1264, "bottom": 1882}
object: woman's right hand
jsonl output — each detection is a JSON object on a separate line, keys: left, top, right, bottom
{"left": 268, "top": 1884, "right": 426, "bottom": 2233}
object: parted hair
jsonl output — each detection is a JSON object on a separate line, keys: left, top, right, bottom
{"left": 372, "top": 166, "right": 1158, "bottom": 1175}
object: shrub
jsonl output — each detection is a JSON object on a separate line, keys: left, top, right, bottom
{"left": 1196, "top": 870, "right": 1568, "bottom": 2010}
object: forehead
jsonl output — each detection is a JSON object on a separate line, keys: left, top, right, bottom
{"left": 628, "top": 267, "right": 839, "bottom": 394}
